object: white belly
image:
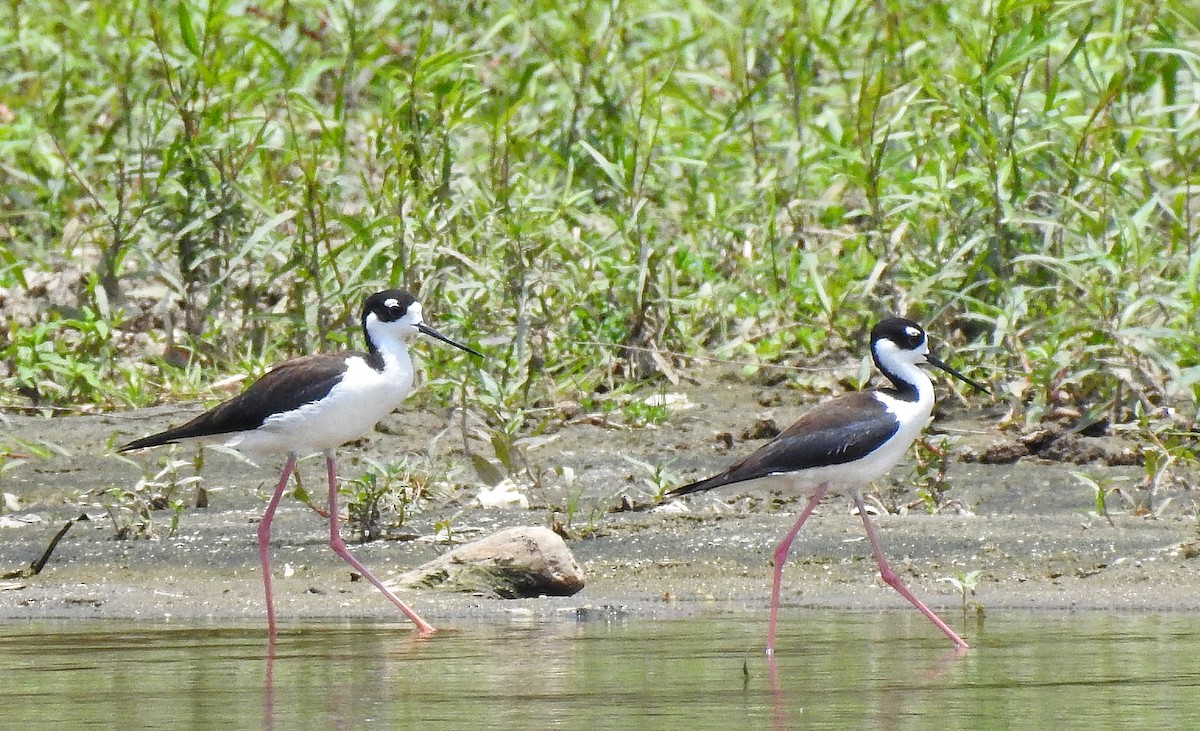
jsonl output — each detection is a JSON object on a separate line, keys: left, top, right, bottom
{"left": 775, "top": 391, "right": 934, "bottom": 492}
{"left": 226, "top": 354, "right": 413, "bottom": 458}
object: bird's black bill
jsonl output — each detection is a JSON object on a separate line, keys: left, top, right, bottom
{"left": 417, "top": 323, "right": 484, "bottom": 358}
{"left": 925, "top": 354, "right": 989, "bottom": 394}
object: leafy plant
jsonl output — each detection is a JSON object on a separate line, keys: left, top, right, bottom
{"left": 909, "top": 438, "right": 955, "bottom": 514}
{"left": 340, "top": 456, "right": 445, "bottom": 542}
{"left": 549, "top": 484, "right": 608, "bottom": 540}
{"left": 940, "top": 569, "right": 984, "bottom": 617}
{"left": 1072, "top": 470, "right": 1138, "bottom": 524}
{"left": 2, "top": 307, "right": 123, "bottom": 407}
{"left": 621, "top": 396, "right": 671, "bottom": 428}
{"left": 1135, "top": 404, "right": 1200, "bottom": 502}
{"left": 460, "top": 369, "right": 542, "bottom": 487}
{"left": 622, "top": 454, "right": 677, "bottom": 504}
{"left": 96, "top": 457, "right": 197, "bottom": 540}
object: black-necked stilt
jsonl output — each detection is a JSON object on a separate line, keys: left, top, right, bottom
{"left": 666, "top": 317, "right": 987, "bottom": 654}
{"left": 120, "top": 289, "right": 482, "bottom": 638}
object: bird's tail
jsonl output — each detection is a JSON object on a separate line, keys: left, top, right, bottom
{"left": 118, "top": 423, "right": 202, "bottom": 452}
{"left": 663, "top": 473, "right": 730, "bottom": 500}
{"left": 119, "top": 433, "right": 178, "bottom": 452}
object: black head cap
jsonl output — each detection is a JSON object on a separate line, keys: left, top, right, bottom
{"left": 871, "top": 317, "right": 927, "bottom": 352}
{"left": 871, "top": 316, "right": 989, "bottom": 393}
{"left": 363, "top": 290, "right": 419, "bottom": 324}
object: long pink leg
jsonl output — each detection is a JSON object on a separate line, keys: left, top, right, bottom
{"left": 766, "top": 482, "right": 830, "bottom": 656}
{"left": 851, "top": 491, "right": 969, "bottom": 650}
{"left": 258, "top": 452, "right": 297, "bottom": 641}
{"left": 324, "top": 451, "right": 437, "bottom": 635}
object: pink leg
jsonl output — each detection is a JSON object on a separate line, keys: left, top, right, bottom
{"left": 324, "top": 451, "right": 437, "bottom": 635}
{"left": 258, "top": 452, "right": 297, "bottom": 641}
{"left": 767, "top": 482, "right": 830, "bottom": 656}
{"left": 851, "top": 492, "right": 969, "bottom": 650}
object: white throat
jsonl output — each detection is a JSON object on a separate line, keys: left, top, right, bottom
{"left": 874, "top": 339, "right": 932, "bottom": 397}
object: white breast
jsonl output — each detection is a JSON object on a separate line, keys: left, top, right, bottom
{"left": 776, "top": 388, "right": 936, "bottom": 493}
{"left": 228, "top": 350, "right": 415, "bottom": 458}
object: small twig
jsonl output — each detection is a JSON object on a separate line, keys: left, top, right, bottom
{"left": 2, "top": 514, "right": 91, "bottom": 579}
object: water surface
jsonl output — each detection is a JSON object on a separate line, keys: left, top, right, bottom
{"left": 2, "top": 612, "right": 1196, "bottom": 729}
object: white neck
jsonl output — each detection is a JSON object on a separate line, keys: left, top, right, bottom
{"left": 376, "top": 333, "right": 414, "bottom": 382}
{"left": 873, "top": 340, "right": 934, "bottom": 408}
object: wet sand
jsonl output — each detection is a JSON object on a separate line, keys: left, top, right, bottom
{"left": 2, "top": 372, "right": 1197, "bottom": 629}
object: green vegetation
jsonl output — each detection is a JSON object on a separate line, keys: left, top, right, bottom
{"left": 2, "top": 0, "right": 1197, "bottom": 442}
{"left": 940, "top": 568, "right": 984, "bottom": 617}
{"left": 93, "top": 453, "right": 199, "bottom": 538}
{"left": 1072, "top": 469, "right": 1138, "bottom": 523}
{"left": 340, "top": 455, "right": 449, "bottom": 541}
{"left": 908, "top": 437, "right": 955, "bottom": 514}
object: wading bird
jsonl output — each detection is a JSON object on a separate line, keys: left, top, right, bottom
{"left": 120, "top": 290, "right": 482, "bottom": 639}
{"left": 666, "top": 317, "right": 986, "bottom": 654}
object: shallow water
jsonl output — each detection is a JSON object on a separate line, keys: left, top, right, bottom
{"left": 2, "top": 612, "right": 1197, "bottom": 730}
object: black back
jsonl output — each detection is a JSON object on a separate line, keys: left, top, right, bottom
{"left": 667, "top": 391, "right": 898, "bottom": 497}
{"left": 119, "top": 290, "right": 424, "bottom": 452}
{"left": 667, "top": 318, "right": 928, "bottom": 497}
{"left": 118, "top": 354, "right": 355, "bottom": 451}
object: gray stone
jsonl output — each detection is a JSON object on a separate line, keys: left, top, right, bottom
{"left": 390, "top": 526, "right": 585, "bottom": 599}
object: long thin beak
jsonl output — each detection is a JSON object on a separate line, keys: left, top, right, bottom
{"left": 417, "top": 323, "right": 484, "bottom": 358}
{"left": 925, "top": 353, "right": 989, "bottom": 394}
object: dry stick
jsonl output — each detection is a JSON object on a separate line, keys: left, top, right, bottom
{"left": 2, "top": 514, "right": 91, "bottom": 579}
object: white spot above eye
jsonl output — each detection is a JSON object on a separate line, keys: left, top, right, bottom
{"left": 384, "top": 298, "right": 400, "bottom": 308}
{"left": 905, "top": 326, "right": 921, "bottom": 338}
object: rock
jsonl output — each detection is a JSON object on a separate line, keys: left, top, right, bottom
{"left": 741, "top": 414, "right": 780, "bottom": 440}
{"left": 389, "top": 526, "right": 585, "bottom": 599}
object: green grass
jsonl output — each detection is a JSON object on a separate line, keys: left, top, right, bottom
{"left": 2, "top": 0, "right": 1198, "bottom": 439}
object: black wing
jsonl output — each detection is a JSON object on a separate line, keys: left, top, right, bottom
{"left": 667, "top": 392, "right": 899, "bottom": 497}
{"left": 119, "top": 353, "right": 358, "bottom": 451}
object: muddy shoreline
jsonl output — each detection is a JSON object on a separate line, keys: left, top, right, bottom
{"left": 2, "top": 373, "right": 1198, "bottom": 629}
